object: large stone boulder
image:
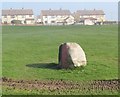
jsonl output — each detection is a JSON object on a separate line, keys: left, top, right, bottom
{"left": 58, "top": 43, "right": 87, "bottom": 69}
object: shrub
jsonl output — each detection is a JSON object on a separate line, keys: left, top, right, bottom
{"left": 11, "top": 20, "right": 22, "bottom": 24}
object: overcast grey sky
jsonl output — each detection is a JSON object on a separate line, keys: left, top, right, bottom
{"left": 2, "top": 2, "right": 118, "bottom": 21}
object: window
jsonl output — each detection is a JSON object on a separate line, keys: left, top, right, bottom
{"left": 4, "top": 21, "right": 7, "bottom": 24}
{"left": 29, "top": 15, "right": 32, "bottom": 17}
{"left": 51, "top": 21, "right": 55, "bottom": 23}
{"left": 11, "top": 15, "right": 15, "bottom": 18}
{"left": 22, "top": 15, "right": 25, "bottom": 18}
{"left": 44, "top": 16, "right": 47, "bottom": 18}
{"left": 51, "top": 16, "right": 55, "bottom": 18}
{"left": 4, "top": 15, "right": 7, "bottom": 18}
{"left": 45, "top": 21, "right": 47, "bottom": 23}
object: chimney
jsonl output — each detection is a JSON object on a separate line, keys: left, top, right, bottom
{"left": 49, "top": 8, "right": 51, "bottom": 10}
{"left": 22, "top": 8, "right": 24, "bottom": 9}
{"left": 60, "top": 8, "right": 62, "bottom": 10}
{"left": 10, "top": 8, "right": 12, "bottom": 10}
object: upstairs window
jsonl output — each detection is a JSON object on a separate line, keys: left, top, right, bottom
{"left": 51, "top": 16, "right": 56, "bottom": 18}
{"left": 4, "top": 15, "right": 7, "bottom": 18}
{"left": 29, "top": 15, "right": 32, "bottom": 17}
{"left": 22, "top": 15, "right": 25, "bottom": 18}
{"left": 11, "top": 15, "right": 15, "bottom": 18}
{"left": 44, "top": 16, "right": 47, "bottom": 18}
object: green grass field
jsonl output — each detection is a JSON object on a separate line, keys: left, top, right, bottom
{"left": 2, "top": 25, "right": 118, "bottom": 95}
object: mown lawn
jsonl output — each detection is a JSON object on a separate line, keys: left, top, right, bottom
{"left": 2, "top": 25, "right": 118, "bottom": 95}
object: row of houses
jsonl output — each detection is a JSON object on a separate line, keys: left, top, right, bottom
{"left": 1, "top": 8, "right": 105, "bottom": 25}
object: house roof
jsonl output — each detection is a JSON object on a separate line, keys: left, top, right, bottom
{"left": 2, "top": 9, "right": 33, "bottom": 15}
{"left": 41, "top": 9, "right": 71, "bottom": 16}
{"left": 76, "top": 9, "right": 105, "bottom": 15}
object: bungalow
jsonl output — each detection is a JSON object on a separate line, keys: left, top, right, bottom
{"left": 74, "top": 9, "right": 105, "bottom": 25}
{"left": 2, "top": 8, "right": 35, "bottom": 25}
{"left": 40, "top": 9, "right": 75, "bottom": 25}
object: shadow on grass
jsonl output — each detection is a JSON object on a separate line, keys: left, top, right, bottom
{"left": 26, "top": 63, "right": 85, "bottom": 71}
{"left": 26, "top": 63, "right": 60, "bottom": 70}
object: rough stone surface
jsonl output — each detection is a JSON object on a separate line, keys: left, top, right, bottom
{"left": 58, "top": 42, "right": 87, "bottom": 68}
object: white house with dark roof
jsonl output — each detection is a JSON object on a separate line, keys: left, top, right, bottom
{"left": 74, "top": 9, "right": 105, "bottom": 25}
{"left": 2, "top": 8, "right": 35, "bottom": 24}
{"left": 40, "top": 9, "right": 75, "bottom": 25}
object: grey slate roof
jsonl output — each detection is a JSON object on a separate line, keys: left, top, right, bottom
{"left": 41, "top": 9, "right": 71, "bottom": 16}
{"left": 76, "top": 9, "right": 105, "bottom": 15}
{"left": 2, "top": 9, "right": 33, "bottom": 16}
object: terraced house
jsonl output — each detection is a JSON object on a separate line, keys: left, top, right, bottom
{"left": 74, "top": 9, "right": 105, "bottom": 25}
{"left": 40, "top": 9, "right": 75, "bottom": 25}
{"left": 2, "top": 8, "right": 35, "bottom": 25}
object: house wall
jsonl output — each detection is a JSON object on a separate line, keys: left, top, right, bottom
{"left": 2, "top": 15, "right": 35, "bottom": 24}
{"left": 25, "top": 15, "right": 34, "bottom": 19}
{"left": 42, "top": 15, "right": 75, "bottom": 25}
{"left": 80, "top": 14, "right": 105, "bottom": 22}
{"left": 2, "top": 15, "right": 11, "bottom": 24}
{"left": 65, "top": 15, "right": 75, "bottom": 25}
{"left": 26, "top": 20, "right": 34, "bottom": 24}
{"left": 56, "top": 15, "right": 67, "bottom": 24}
{"left": 96, "top": 15, "right": 105, "bottom": 22}
{"left": 84, "top": 19, "right": 96, "bottom": 25}
{"left": 42, "top": 16, "right": 56, "bottom": 25}
{"left": 36, "top": 19, "right": 42, "bottom": 23}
